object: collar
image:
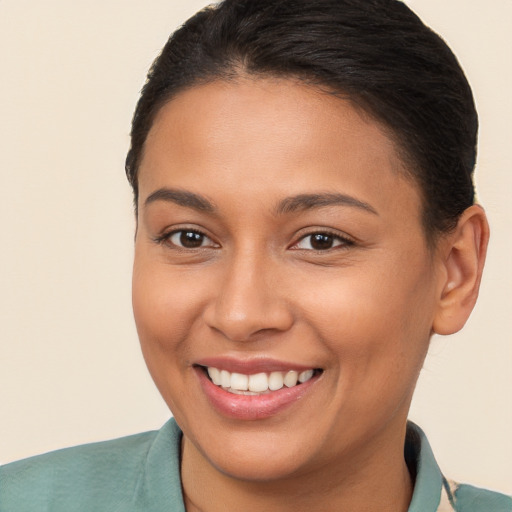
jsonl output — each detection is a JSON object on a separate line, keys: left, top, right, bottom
{"left": 406, "top": 421, "right": 455, "bottom": 511}
{"left": 138, "top": 418, "right": 450, "bottom": 512}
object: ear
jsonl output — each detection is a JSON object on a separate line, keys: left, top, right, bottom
{"left": 432, "top": 205, "right": 490, "bottom": 335}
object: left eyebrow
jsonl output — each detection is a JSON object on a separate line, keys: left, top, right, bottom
{"left": 275, "top": 193, "right": 379, "bottom": 216}
{"left": 143, "top": 188, "right": 216, "bottom": 213}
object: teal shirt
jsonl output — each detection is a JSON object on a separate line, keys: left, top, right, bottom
{"left": 1, "top": 419, "right": 510, "bottom": 511}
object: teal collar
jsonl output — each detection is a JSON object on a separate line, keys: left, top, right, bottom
{"left": 406, "top": 422, "right": 448, "bottom": 511}
{"left": 139, "top": 419, "right": 448, "bottom": 512}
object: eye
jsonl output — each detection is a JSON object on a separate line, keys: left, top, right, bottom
{"left": 166, "top": 229, "right": 218, "bottom": 249}
{"left": 292, "top": 232, "right": 353, "bottom": 251}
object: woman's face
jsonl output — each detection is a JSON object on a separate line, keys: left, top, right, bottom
{"left": 133, "top": 78, "right": 443, "bottom": 480}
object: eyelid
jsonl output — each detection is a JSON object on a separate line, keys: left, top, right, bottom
{"left": 154, "top": 227, "right": 219, "bottom": 249}
{"left": 290, "top": 229, "right": 355, "bottom": 251}
{"left": 153, "top": 226, "right": 354, "bottom": 251}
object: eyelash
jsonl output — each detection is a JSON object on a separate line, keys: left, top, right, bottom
{"left": 291, "top": 230, "right": 355, "bottom": 252}
{"left": 154, "top": 228, "right": 217, "bottom": 250}
{"left": 154, "top": 228, "right": 355, "bottom": 252}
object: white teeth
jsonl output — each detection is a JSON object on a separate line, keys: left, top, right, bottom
{"left": 228, "top": 389, "right": 261, "bottom": 395}
{"left": 207, "top": 367, "right": 221, "bottom": 385}
{"left": 298, "top": 369, "right": 314, "bottom": 383}
{"left": 248, "top": 373, "right": 269, "bottom": 392}
{"left": 268, "top": 371, "right": 284, "bottom": 391}
{"left": 220, "top": 370, "right": 231, "bottom": 388}
{"left": 206, "top": 367, "right": 317, "bottom": 394}
{"left": 230, "top": 372, "right": 249, "bottom": 391}
{"left": 284, "top": 370, "right": 299, "bottom": 387}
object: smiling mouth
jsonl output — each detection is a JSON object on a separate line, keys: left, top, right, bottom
{"left": 199, "top": 366, "right": 323, "bottom": 395}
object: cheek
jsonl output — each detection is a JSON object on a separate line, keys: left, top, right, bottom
{"left": 312, "top": 278, "right": 432, "bottom": 433}
{"left": 299, "top": 257, "right": 435, "bottom": 378}
{"left": 131, "top": 257, "right": 210, "bottom": 417}
{"left": 132, "top": 256, "right": 203, "bottom": 367}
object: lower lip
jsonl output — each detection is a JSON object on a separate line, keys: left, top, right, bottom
{"left": 196, "top": 368, "right": 319, "bottom": 420}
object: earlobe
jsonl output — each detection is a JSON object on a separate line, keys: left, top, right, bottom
{"left": 432, "top": 205, "right": 490, "bottom": 335}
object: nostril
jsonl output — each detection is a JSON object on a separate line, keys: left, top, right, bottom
{"left": 203, "top": 299, "right": 294, "bottom": 343}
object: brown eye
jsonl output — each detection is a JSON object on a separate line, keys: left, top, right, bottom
{"left": 310, "top": 233, "right": 335, "bottom": 250}
{"left": 293, "top": 232, "right": 352, "bottom": 251}
{"left": 168, "top": 230, "right": 214, "bottom": 249}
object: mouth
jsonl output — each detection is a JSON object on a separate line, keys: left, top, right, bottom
{"left": 200, "top": 366, "right": 323, "bottom": 395}
{"left": 193, "top": 357, "right": 324, "bottom": 420}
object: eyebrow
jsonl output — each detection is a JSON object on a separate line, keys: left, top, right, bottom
{"left": 275, "top": 193, "right": 378, "bottom": 216}
{"left": 144, "top": 188, "right": 216, "bottom": 213}
{"left": 143, "top": 188, "right": 377, "bottom": 217}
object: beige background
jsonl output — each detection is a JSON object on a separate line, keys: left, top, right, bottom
{"left": 0, "top": 0, "right": 510, "bottom": 494}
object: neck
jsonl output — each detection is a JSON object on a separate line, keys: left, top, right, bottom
{"left": 181, "top": 423, "right": 413, "bottom": 512}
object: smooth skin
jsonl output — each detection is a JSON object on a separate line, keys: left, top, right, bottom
{"left": 132, "top": 77, "right": 489, "bottom": 512}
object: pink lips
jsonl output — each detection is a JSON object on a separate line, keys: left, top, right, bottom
{"left": 195, "top": 356, "right": 316, "bottom": 374}
{"left": 194, "top": 357, "right": 321, "bottom": 420}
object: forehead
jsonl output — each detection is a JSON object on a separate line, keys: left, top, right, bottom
{"left": 139, "top": 77, "right": 422, "bottom": 221}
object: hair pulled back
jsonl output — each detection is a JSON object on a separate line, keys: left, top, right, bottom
{"left": 126, "top": 0, "right": 478, "bottom": 240}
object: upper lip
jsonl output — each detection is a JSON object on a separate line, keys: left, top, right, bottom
{"left": 194, "top": 356, "right": 320, "bottom": 374}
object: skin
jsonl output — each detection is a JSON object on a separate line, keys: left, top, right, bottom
{"left": 132, "top": 77, "right": 489, "bottom": 511}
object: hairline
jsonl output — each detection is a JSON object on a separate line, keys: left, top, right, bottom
{"left": 132, "top": 67, "right": 449, "bottom": 249}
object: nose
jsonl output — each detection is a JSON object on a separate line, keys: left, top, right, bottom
{"left": 202, "top": 251, "right": 294, "bottom": 342}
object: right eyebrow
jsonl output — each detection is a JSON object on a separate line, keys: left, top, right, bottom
{"left": 143, "top": 188, "right": 216, "bottom": 213}
{"left": 275, "top": 192, "right": 379, "bottom": 216}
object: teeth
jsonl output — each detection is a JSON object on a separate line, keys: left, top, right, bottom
{"left": 268, "top": 371, "right": 284, "bottom": 391}
{"left": 220, "top": 370, "right": 231, "bottom": 388}
{"left": 205, "top": 367, "right": 316, "bottom": 394}
{"left": 230, "top": 372, "right": 249, "bottom": 391}
{"left": 284, "top": 370, "right": 298, "bottom": 387}
{"left": 207, "top": 367, "right": 221, "bottom": 385}
{"left": 248, "top": 373, "right": 268, "bottom": 392}
{"left": 298, "top": 369, "right": 314, "bottom": 383}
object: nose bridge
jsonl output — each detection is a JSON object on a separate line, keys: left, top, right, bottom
{"left": 204, "top": 245, "right": 293, "bottom": 341}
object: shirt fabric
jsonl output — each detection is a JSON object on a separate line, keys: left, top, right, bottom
{"left": 1, "top": 418, "right": 510, "bottom": 511}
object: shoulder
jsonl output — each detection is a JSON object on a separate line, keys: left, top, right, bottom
{"left": 406, "top": 422, "right": 512, "bottom": 512}
{"left": 443, "top": 478, "right": 512, "bottom": 512}
{"left": 0, "top": 431, "right": 158, "bottom": 511}
{"left": 0, "top": 420, "right": 183, "bottom": 512}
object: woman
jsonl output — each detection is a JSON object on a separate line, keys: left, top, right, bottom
{"left": 1, "top": 0, "right": 510, "bottom": 510}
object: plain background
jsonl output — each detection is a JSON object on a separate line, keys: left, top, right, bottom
{"left": 0, "top": 0, "right": 510, "bottom": 494}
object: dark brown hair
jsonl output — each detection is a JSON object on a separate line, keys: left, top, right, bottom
{"left": 126, "top": 0, "right": 477, "bottom": 240}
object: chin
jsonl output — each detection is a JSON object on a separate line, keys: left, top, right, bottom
{"left": 182, "top": 419, "right": 321, "bottom": 483}
{"left": 207, "top": 445, "right": 313, "bottom": 482}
